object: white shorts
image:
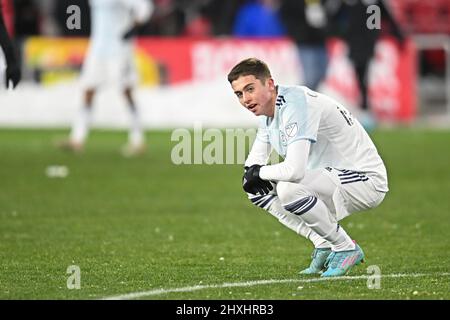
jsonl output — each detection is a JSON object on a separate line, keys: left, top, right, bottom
{"left": 324, "top": 167, "right": 386, "bottom": 221}
{"left": 79, "top": 51, "right": 138, "bottom": 90}
{"left": 276, "top": 167, "right": 386, "bottom": 222}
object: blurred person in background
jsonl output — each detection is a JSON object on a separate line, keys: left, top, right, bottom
{"left": 13, "top": 0, "right": 40, "bottom": 36}
{"left": 333, "top": 0, "right": 405, "bottom": 130}
{"left": 143, "top": 0, "right": 185, "bottom": 36}
{"left": 232, "top": 0, "right": 285, "bottom": 37}
{"left": 0, "top": 0, "right": 20, "bottom": 89}
{"left": 38, "top": 0, "right": 59, "bottom": 36}
{"left": 1, "top": 0, "right": 13, "bottom": 34}
{"left": 180, "top": 0, "right": 212, "bottom": 37}
{"left": 202, "top": 0, "right": 243, "bottom": 36}
{"left": 58, "top": 0, "right": 153, "bottom": 156}
{"left": 280, "top": 0, "right": 332, "bottom": 91}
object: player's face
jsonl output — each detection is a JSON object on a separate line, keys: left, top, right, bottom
{"left": 231, "top": 75, "right": 276, "bottom": 117}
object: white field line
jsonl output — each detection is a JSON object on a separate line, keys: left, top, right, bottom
{"left": 101, "top": 272, "right": 450, "bottom": 300}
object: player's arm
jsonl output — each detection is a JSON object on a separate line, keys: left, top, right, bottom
{"left": 242, "top": 128, "right": 274, "bottom": 195}
{"left": 244, "top": 136, "right": 272, "bottom": 167}
{"left": 0, "top": 9, "right": 20, "bottom": 88}
{"left": 259, "top": 139, "right": 310, "bottom": 183}
{"left": 122, "top": 0, "right": 154, "bottom": 40}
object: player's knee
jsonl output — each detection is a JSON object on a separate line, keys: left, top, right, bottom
{"left": 276, "top": 182, "right": 314, "bottom": 215}
{"left": 277, "top": 182, "right": 306, "bottom": 205}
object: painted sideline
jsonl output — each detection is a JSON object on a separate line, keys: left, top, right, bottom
{"left": 101, "top": 272, "right": 450, "bottom": 300}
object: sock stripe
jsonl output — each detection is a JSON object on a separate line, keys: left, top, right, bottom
{"left": 250, "top": 195, "right": 276, "bottom": 209}
{"left": 284, "top": 196, "right": 318, "bottom": 215}
{"left": 250, "top": 195, "right": 266, "bottom": 205}
{"left": 260, "top": 196, "right": 276, "bottom": 208}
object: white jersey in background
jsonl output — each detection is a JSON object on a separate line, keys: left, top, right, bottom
{"left": 88, "top": 0, "right": 153, "bottom": 58}
{"left": 247, "top": 85, "right": 388, "bottom": 193}
{"left": 64, "top": 0, "right": 152, "bottom": 154}
{"left": 81, "top": 0, "right": 153, "bottom": 88}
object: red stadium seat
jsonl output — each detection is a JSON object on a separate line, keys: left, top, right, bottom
{"left": 390, "top": 0, "right": 450, "bottom": 34}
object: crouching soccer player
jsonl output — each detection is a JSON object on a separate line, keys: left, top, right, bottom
{"left": 228, "top": 58, "right": 388, "bottom": 277}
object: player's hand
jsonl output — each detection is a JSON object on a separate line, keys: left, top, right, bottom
{"left": 242, "top": 165, "right": 273, "bottom": 195}
{"left": 5, "top": 62, "right": 20, "bottom": 89}
{"left": 122, "top": 25, "right": 139, "bottom": 40}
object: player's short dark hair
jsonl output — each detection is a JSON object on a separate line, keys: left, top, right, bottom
{"left": 227, "top": 58, "right": 272, "bottom": 84}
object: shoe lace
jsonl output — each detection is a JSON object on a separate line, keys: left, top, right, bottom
{"left": 311, "top": 248, "right": 331, "bottom": 269}
{"left": 324, "top": 252, "right": 335, "bottom": 269}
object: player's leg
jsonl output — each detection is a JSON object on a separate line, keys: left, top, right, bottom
{"left": 354, "top": 57, "right": 376, "bottom": 130}
{"left": 249, "top": 192, "right": 333, "bottom": 274}
{"left": 122, "top": 86, "right": 145, "bottom": 156}
{"left": 59, "top": 53, "right": 102, "bottom": 152}
{"left": 66, "top": 88, "right": 95, "bottom": 151}
{"left": 277, "top": 169, "right": 364, "bottom": 276}
{"left": 277, "top": 179, "right": 356, "bottom": 251}
{"left": 58, "top": 87, "right": 95, "bottom": 153}
{"left": 121, "top": 55, "right": 145, "bottom": 156}
{"left": 318, "top": 168, "right": 386, "bottom": 276}
{"left": 247, "top": 192, "right": 330, "bottom": 247}
{"left": 247, "top": 191, "right": 332, "bottom": 274}
{"left": 297, "top": 44, "right": 328, "bottom": 91}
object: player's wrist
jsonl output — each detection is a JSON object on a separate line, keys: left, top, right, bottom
{"left": 258, "top": 165, "right": 268, "bottom": 180}
{"left": 247, "top": 164, "right": 263, "bottom": 180}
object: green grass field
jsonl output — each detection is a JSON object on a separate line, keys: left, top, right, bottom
{"left": 0, "top": 128, "right": 449, "bottom": 300}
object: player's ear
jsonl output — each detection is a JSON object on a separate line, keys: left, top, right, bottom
{"left": 266, "top": 78, "right": 275, "bottom": 90}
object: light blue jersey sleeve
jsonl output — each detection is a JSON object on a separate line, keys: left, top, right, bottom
{"left": 281, "top": 87, "right": 322, "bottom": 144}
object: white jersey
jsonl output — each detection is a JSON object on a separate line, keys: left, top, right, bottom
{"left": 255, "top": 85, "right": 389, "bottom": 192}
{"left": 87, "top": 0, "right": 152, "bottom": 58}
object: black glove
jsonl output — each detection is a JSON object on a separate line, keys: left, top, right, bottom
{"left": 5, "top": 61, "right": 21, "bottom": 89}
{"left": 122, "top": 25, "right": 140, "bottom": 40}
{"left": 242, "top": 165, "right": 273, "bottom": 195}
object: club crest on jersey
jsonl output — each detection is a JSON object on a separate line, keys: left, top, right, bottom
{"left": 285, "top": 122, "right": 298, "bottom": 138}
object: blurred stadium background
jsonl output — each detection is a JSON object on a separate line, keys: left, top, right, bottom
{"left": 1, "top": 0, "right": 449, "bottom": 128}
{"left": 0, "top": 0, "right": 449, "bottom": 300}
